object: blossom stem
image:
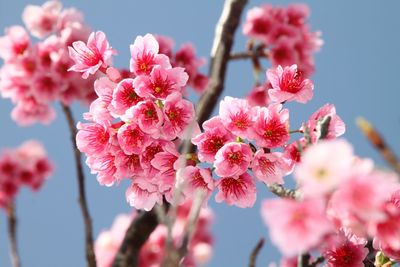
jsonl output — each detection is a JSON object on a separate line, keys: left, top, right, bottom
{"left": 267, "top": 183, "right": 300, "bottom": 199}
{"left": 229, "top": 49, "right": 269, "bottom": 60}
{"left": 7, "top": 201, "right": 21, "bottom": 267}
{"left": 248, "top": 238, "right": 265, "bottom": 267}
{"left": 289, "top": 129, "right": 302, "bottom": 134}
{"left": 61, "top": 104, "right": 96, "bottom": 267}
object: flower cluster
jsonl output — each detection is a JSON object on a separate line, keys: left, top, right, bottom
{"left": 261, "top": 139, "right": 400, "bottom": 265}
{"left": 0, "top": 1, "right": 97, "bottom": 126}
{"left": 243, "top": 3, "right": 322, "bottom": 77}
{"left": 75, "top": 33, "right": 202, "bottom": 210}
{"left": 0, "top": 140, "right": 53, "bottom": 209}
{"left": 95, "top": 200, "right": 213, "bottom": 267}
{"left": 189, "top": 64, "right": 344, "bottom": 208}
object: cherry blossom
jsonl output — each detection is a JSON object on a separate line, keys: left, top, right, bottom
{"left": 69, "top": 31, "right": 115, "bottom": 78}
{"left": 267, "top": 64, "right": 314, "bottom": 104}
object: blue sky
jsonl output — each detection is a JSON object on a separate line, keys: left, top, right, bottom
{"left": 1, "top": 1, "right": 400, "bottom": 266}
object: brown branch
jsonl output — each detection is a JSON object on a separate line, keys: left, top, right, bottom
{"left": 229, "top": 49, "right": 269, "bottom": 60}
{"left": 309, "top": 256, "right": 324, "bottom": 267}
{"left": 357, "top": 117, "right": 400, "bottom": 176}
{"left": 61, "top": 104, "right": 96, "bottom": 267}
{"left": 194, "top": 0, "right": 248, "bottom": 128}
{"left": 112, "top": 210, "right": 159, "bottom": 267}
{"left": 7, "top": 201, "right": 21, "bottom": 267}
{"left": 248, "top": 238, "right": 265, "bottom": 267}
{"left": 298, "top": 253, "right": 311, "bottom": 267}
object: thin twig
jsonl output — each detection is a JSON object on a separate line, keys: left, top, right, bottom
{"left": 309, "top": 256, "right": 324, "bottom": 267}
{"left": 61, "top": 104, "right": 96, "bottom": 267}
{"left": 316, "top": 116, "right": 331, "bottom": 141}
{"left": 357, "top": 117, "right": 400, "bottom": 176}
{"left": 267, "top": 183, "right": 300, "bottom": 199}
{"left": 229, "top": 49, "right": 269, "bottom": 60}
{"left": 249, "top": 238, "right": 265, "bottom": 267}
{"left": 177, "top": 191, "right": 206, "bottom": 258}
{"left": 7, "top": 201, "right": 21, "bottom": 267}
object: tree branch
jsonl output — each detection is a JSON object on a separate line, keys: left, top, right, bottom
{"left": 61, "top": 104, "right": 96, "bottom": 267}
{"left": 112, "top": 210, "right": 159, "bottom": 267}
{"left": 357, "top": 117, "right": 400, "bottom": 176}
{"left": 7, "top": 201, "right": 21, "bottom": 267}
{"left": 248, "top": 238, "right": 265, "bottom": 267}
{"left": 195, "top": 0, "right": 248, "bottom": 127}
{"left": 229, "top": 49, "right": 269, "bottom": 60}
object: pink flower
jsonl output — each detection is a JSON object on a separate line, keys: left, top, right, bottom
{"left": 179, "top": 166, "right": 214, "bottom": 202}
{"left": 243, "top": 5, "right": 275, "bottom": 43}
{"left": 322, "top": 229, "right": 368, "bottom": 267}
{"left": 154, "top": 34, "right": 175, "bottom": 58}
{"left": 267, "top": 64, "right": 314, "bottom": 103}
{"left": 85, "top": 77, "right": 116, "bottom": 123}
{"left": 252, "top": 150, "right": 291, "bottom": 185}
{"left": 126, "top": 178, "right": 162, "bottom": 211}
{"left": 329, "top": 171, "right": 398, "bottom": 224}
{"left": 114, "top": 150, "right": 143, "bottom": 179}
{"left": 261, "top": 197, "right": 332, "bottom": 256}
{"left": 76, "top": 122, "right": 110, "bottom": 155}
{"left": 215, "top": 172, "right": 256, "bottom": 208}
{"left": 0, "top": 140, "right": 53, "bottom": 206}
{"left": 369, "top": 190, "right": 400, "bottom": 252}
{"left": 294, "top": 139, "right": 354, "bottom": 197}
{"left": 214, "top": 142, "right": 252, "bottom": 177}
{"left": 219, "top": 96, "right": 256, "bottom": 138}
{"left": 22, "top": 1, "right": 62, "bottom": 38}
{"left": 270, "top": 38, "right": 298, "bottom": 70}
{"left": 69, "top": 31, "right": 115, "bottom": 78}
{"left": 192, "top": 117, "right": 235, "bottom": 163}
{"left": 133, "top": 66, "right": 188, "bottom": 100}
{"left": 95, "top": 213, "right": 133, "bottom": 267}
{"left": 172, "top": 43, "right": 208, "bottom": 93}
{"left": 0, "top": 26, "right": 30, "bottom": 61}
{"left": 282, "top": 139, "right": 306, "bottom": 170}
{"left": 117, "top": 122, "right": 151, "bottom": 155}
{"left": 246, "top": 84, "right": 271, "bottom": 107}
{"left": 87, "top": 152, "right": 117, "bottom": 186}
{"left": 123, "top": 100, "right": 163, "bottom": 138}
{"left": 250, "top": 104, "right": 290, "bottom": 148}
{"left": 303, "top": 104, "right": 346, "bottom": 142}
{"left": 162, "top": 92, "right": 195, "bottom": 140}
{"left": 31, "top": 72, "right": 61, "bottom": 103}
{"left": 11, "top": 97, "right": 56, "bottom": 126}
{"left": 110, "top": 78, "right": 143, "bottom": 116}
{"left": 129, "top": 33, "right": 171, "bottom": 75}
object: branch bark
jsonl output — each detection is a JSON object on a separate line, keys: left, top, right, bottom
{"left": 112, "top": 0, "right": 248, "bottom": 266}
{"left": 112, "top": 210, "right": 159, "bottom": 267}
{"left": 229, "top": 49, "right": 269, "bottom": 60}
{"left": 61, "top": 104, "right": 96, "bottom": 267}
{"left": 7, "top": 201, "right": 21, "bottom": 267}
{"left": 195, "top": 0, "right": 248, "bottom": 127}
{"left": 248, "top": 238, "right": 265, "bottom": 267}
